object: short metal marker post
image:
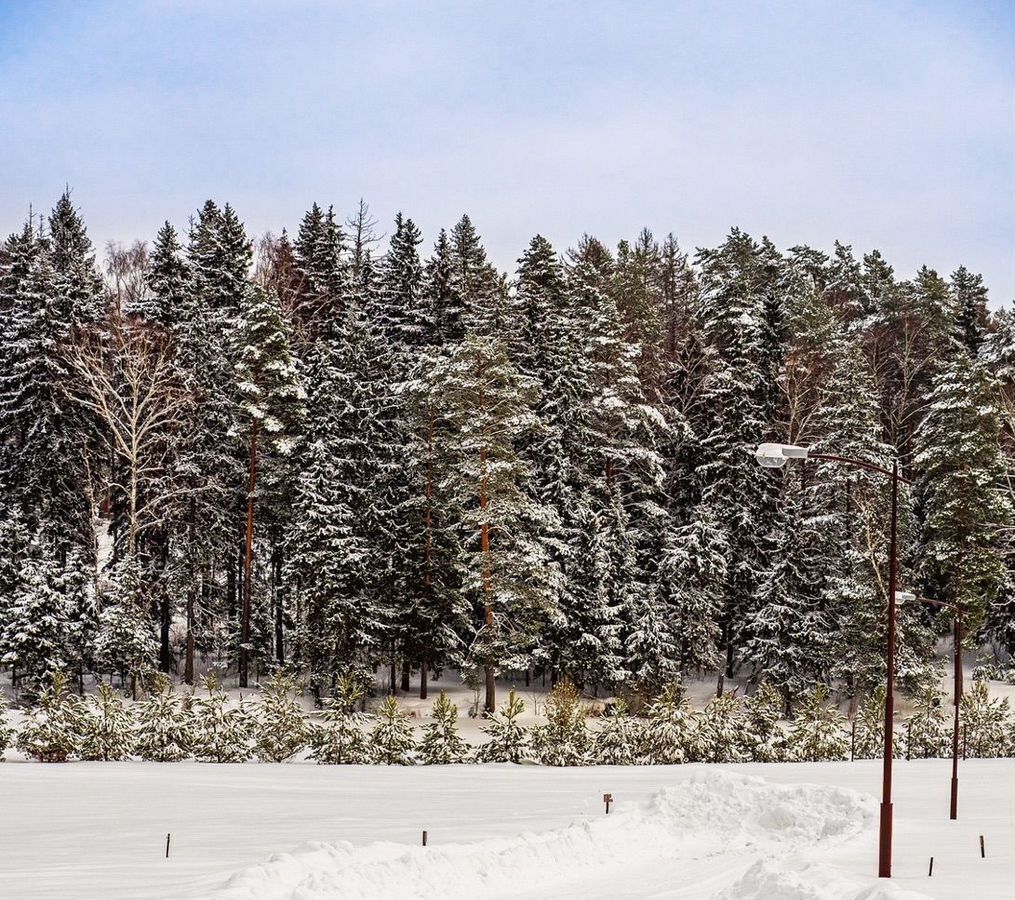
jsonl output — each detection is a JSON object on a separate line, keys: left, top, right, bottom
{"left": 603, "top": 793, "right": 613, "bottom": 814}
{"left": 165, "top": 833, "right": 171, "bottom": 859}
{"left": 422, "top": 830, "right": 428, "bottom": 847}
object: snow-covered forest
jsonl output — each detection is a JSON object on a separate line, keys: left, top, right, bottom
{"left": 2, "top": 191, "right": 1014, "bottom": 719}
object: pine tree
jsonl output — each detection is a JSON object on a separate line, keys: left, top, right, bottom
{"left": 960, "top": 679, "right": 1011, "bottom": 758}
{"left": 252, "top": 672, "right": 309, "bottom": 762}
{"left": 743, "top": 682, "right": 785, "bottom": 762}
{"left": 692, "top": 692, "right": 748, "bottom": 763}
{"left": 191, "top": 676, "right": 251, "bottom": 763}
{"left": 851, "top": 686, "right": 899, "bottom": 759}
{"left": 16, "top": 671, "right": 83, "bottom": 762}
{"left": 786, "top": 685, "right": 848, "bottom": 762}
{"left": 310, "top": 673, "right": 371, "bottom": 765}
{"left": 419, "top": 692, "right": 469, "bottom": 764}
{"left": 642, "top": 681, "right": 694, "bottom": 764}
{"left": 233, "top": 283, "right": 304, "bottom": 686}
{"left": 369, "top": 695, "right": 416, "bottom": 765}
{"left": 906, "top": 683, "right": 950, "bottom": 759}
{"left": 534, "top": 680, "right": 590, "bottom": 766}
{"left": 477, "top": 688, "right": 531, "bottom": 763}
{"left": 593, "top": 699, "right": 644, "bottom": 765}
{"left": 78, "top": 682, "right": 134, "bottom": 761}
{"left": 134, "top": 674, "right": 193, "bottom": 762}
{"left": 430, "top": 333, "right": 554, "bottom": 712}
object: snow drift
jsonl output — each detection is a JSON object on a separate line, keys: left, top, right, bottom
{"left": 212, "top": 770, "right": 896, "bottom": 900}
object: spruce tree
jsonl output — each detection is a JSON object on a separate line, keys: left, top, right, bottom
{"left": 369, "top": 695, "right": 417, "bottom": 765}
{"left": 135, "top": 222, "right": 189, "bottom": 326}
{"left": 419, "top": 692, "right": 469, "bottom": 764}
{"left": 48, "top": 191, "right": 105, "bottom": 325}
{"left": 915, "top": 355, "right": 1011, "bottom": 635}
{"left": 950, "top": 266, "right": 989, "bottom": 356}
{"left": 93, "top": 563, "right": 158, "bottom": 699}
{"left": 78, "top": 682, "right": 134, "bottom": 761}
{"left": 252, "top": 672, "right": 309, "bottom": 762}
{"left": 477, "top": 688, "right": 531, "bottom": 763}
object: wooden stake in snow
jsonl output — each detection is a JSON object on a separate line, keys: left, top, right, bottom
{"left": 603, "top": 793, "right": 613, "bottom": 814}
{"left": 165, "top": 833, "right": 171, "bottom": 859}
{"left": 422, "top": 830, "right": 428, "bottom": 847}
{"left": 928, "top": 857, "right": 934, "bottom": 877}
{"left": 980, "top": 835, "right": 985, "bottom": 858}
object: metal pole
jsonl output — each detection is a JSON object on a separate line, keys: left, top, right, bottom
{"left": 950, "top": 611, "right": 961, "bottom": 820}
{"left": 878, "top": 461, "right": 899, "bottom": 879}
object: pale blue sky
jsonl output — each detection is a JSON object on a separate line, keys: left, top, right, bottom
{"left": 1, "top": 0, "right": 1012, "bottom": 299}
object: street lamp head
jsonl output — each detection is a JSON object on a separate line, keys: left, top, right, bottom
{"left": 894, "top": 590, "right": 916, "bottom": 605}
{"left": 755, "top": 442, "right": 810, "bottom": 468}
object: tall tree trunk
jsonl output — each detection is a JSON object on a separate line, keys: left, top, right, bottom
{"left": 400, "top": 659, "right": 410, "bottom": 693}
{"left": 273, "top": 542, "right": 284, "bottom": 664}
{"left": 240, "top": 420, "right": 258, "bottom": 689}
{"left": 481, "top": 448, "right": 495, "bottom": 713}
{"left": 419, "top": 659, "right": 428, "bottom": 700}
{"left": 421, "top": 405, "right": 434, "bottom": 703}
{"left": 184, "top": 499, "right": 196, "bottom": 685}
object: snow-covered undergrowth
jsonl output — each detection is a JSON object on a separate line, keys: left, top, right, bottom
{"left": 214, "top": 771, "right": 878, "bottom": 900}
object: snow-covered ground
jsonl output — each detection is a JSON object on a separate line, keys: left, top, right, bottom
{"left": 0, "top": 758, "right": 1010, "bottom": 900}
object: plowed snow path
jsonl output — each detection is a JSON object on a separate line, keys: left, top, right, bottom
{"left": 0, "top": 760, "right": 1010, "bottom": 899}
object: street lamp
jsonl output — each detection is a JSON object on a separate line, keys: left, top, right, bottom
{"left": 755, "top": 442, "right": 909, "bottom": 878}
{"left": 906, "top": 594, "right": 964, "bottom": 820}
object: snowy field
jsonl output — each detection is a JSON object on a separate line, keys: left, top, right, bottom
{"left": 0, "top": 758, "right": 1010, "bottom": 900}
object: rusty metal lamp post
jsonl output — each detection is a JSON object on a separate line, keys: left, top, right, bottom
{"left": 910, "top": 595, "right": 964, "bottom": 819}
{"left": 755, "top": 442, "right": 910, "bottom": 878}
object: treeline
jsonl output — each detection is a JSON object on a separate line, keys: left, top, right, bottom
{"left": 1, "top": 192, "right": 1013, "bottom": 712}
{"left": 3, "top": 673, "right": 1012, "bottom": 765}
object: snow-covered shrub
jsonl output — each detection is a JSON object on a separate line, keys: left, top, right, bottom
{"left": 310, "top": 674, "right": 370, "bottom": 765}
{"left": 905, "top": 683, "right": 950, "bottom": 759}
{"left": 743, "top": 683, "right": 784, "bottom": 762}
{"left": 0, "top": 692, "right": 12, "bottom": 761}
{"left": 642, "top": 682, "right": 694, "bottom": 764}
{"left": 786, "top": 685, "right": 848, "bottom": 762}
{"left": 16, "top": 671, "right": 83, "bottom": 762}
{"left": 961, "top": 679, "right": 1011, "bottom": 758}
{"left": 692, "top": 691, "right": 748, "bottom": 763}
{"left": 252, "top": 672, "right": 308, "bottom": 762}
{"left": 477, "top": 688, "right": 531, "bottom": 763}
{"left": 534, "top": 680, "right": 589, "bottom": 766}
{"left": 190, "top": 675, "right": 251, "bottom": 763}
{"left": 78, "top": 682, "right": 134, "bottom": 761}
{"left": 593, "top": 698, "right": 644, "bottom": 765}
{"left": 370, "top": 695, "right": 416, "bottom": 765}
{"left": 419, "top": 692, "right": 468, "bottom": 764}
{"left": 134, "top": 673, "right": 193, "bottom": 762}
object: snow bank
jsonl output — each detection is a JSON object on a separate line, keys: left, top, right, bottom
{"left": 717, "top": 859, "right": 936, "bottom": 900}
{"left": 213, "top": 771, "right": 875, "bottom": 900}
